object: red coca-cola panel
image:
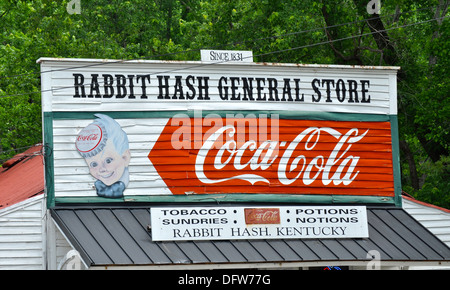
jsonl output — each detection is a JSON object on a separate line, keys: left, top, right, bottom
{"left": 148, "top": 117, "right": 394, "bottom": 197}
{"left": 244, "top": 208, "right": 281, "bottom": 224}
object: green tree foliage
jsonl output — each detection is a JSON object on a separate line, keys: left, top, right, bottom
{"left": 0, "top": 0, "right": 448, "bottom": 207}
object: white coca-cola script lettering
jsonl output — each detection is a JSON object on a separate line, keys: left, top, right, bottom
{"left": 195, "top": 126, "right": 369, "bottom": 186}
{"left": 258, "top": 211, "right": 279, "bottom": 223}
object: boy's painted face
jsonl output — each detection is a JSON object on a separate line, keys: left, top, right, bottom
{"left": 84, "top": 139, "right": 131, "bottom": 186}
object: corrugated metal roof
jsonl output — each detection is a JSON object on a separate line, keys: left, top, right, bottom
{"left": 51, "top": 205, "right": 450, "bottom": 268}
{"left": 0, "top": 145, "right": 44, "bottom": 209}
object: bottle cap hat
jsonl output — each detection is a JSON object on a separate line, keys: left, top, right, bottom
{"left": 75, "top": 122, "right": 108, "bottom": 158}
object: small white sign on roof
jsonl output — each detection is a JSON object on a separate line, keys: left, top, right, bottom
{"left": 201, "top": 49, "right": 253, "bottom": 63}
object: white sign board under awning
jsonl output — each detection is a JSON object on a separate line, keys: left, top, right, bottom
{"left": 150, "top": 205, "right": 368, "bottom": 241}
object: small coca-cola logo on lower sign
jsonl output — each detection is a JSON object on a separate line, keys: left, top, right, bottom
{"left": 245, "top": 208, "right": 281, "bottom": 224}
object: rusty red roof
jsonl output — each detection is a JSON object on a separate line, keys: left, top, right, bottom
{"left": 0, "top": 144, "right": 44, "bottom": 209}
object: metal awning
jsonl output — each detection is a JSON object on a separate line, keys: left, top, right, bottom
{"left": 51, "top": 205, "right": 450, "bottom": 269}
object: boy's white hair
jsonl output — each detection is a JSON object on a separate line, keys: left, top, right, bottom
{"left": 92, "top": 114, "right": 129, "bottom": 155}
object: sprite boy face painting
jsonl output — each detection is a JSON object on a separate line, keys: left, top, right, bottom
{"left": 75, "top": 114, "right": 131, "bottom": 198}
{"left": 85, "top": 138, "right": 131, "bottom": 186}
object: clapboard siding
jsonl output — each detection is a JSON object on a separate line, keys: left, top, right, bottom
{"left": 0, "top": 195, "right": 45, "bottom": 270}
{"left": 52, "top": 117, "right": 168, "bottom": 197}
{"left": 403, "top": 198, "right": 450, "bottom": 246}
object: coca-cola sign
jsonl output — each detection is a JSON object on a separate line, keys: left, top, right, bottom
{"left": 148, "top": 115, "right": 395, "bottom": 197}
{"left": 40, "top": 58, "right": 400, "bottom": 206}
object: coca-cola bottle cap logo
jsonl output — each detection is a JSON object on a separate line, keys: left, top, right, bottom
{"left": 75, "top": 124, "right": 103, "bottom": 153}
